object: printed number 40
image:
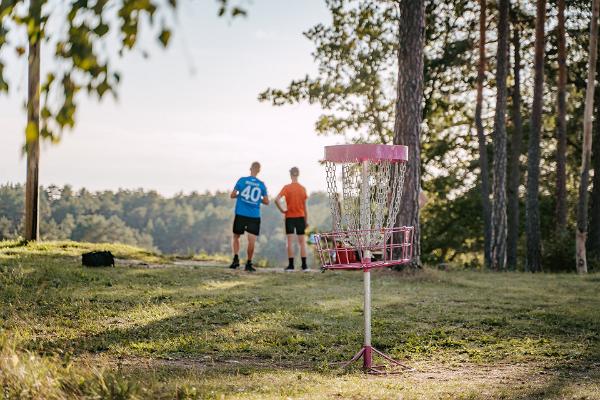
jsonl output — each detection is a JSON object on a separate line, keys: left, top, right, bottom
{"left": 240, "top": 186, "right": 261, "bottom": 202}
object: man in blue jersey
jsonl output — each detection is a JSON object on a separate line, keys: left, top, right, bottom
{"left": 229, "top": 161, "right": 269, "bottom": 271}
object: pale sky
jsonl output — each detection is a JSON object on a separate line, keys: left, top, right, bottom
{"left": 0, "top": 0, "right": 341, "bottom": 196}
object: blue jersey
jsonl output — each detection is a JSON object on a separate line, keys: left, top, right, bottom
{"left": 234, "top": 176, "right": 268, "bottom": 218}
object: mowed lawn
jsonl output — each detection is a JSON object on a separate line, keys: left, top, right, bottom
{"left": 1, "top": 241, "right": 599, "bottom": 399}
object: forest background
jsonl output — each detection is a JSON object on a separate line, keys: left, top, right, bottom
{"left": 2, "top": 0, "right": 600, "bottom": 272}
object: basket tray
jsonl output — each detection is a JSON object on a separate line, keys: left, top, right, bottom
{"left": 314, "top": 227, "right": 414, "bottom": 271}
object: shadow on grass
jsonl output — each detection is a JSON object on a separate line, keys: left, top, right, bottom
{"left": 31, "top": 270, "right": 364, "bottom": 368}
{"left": 6, "top": 255, "right": 600, "bottom": 398}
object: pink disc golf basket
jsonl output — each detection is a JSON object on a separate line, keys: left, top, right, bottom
{"left": 314, "top": 144, "right": 414, "bottom": 374}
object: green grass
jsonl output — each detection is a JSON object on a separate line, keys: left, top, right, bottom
{"left": 1, "top": 240, "right": 599, "bottom": 399}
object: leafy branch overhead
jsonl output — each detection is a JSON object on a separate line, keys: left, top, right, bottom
{"left": 259, "top": 0, "right": 399, "bottom": 144}
{"left": 0, "top": 0, "right": 246, "bottom": 143}
{"left": 258, "top": 0, "right": 476, "bottom": 149}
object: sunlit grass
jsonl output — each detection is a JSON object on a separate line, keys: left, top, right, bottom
{"left": 0, "top": 241, "right": 599, "bottom": 399}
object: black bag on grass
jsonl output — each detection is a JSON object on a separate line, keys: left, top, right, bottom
{"left": 82, "top": 251, "right": 115, "bottom": 267}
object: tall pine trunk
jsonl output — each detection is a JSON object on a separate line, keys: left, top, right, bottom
{"left": 475, "top": 0, "right": 492, "bottom": 268}
{"left": 526, "top": 0, "right": 546, "bottom": 272}
{"left": 491, "top": 0, "right": 509, "bottom": 270}
{"left": 589, "top": 84, "right": 600, "bottom": 260}
{"left": 575, "top": 0, "right": 600, "bottom": 274}
{"left": 555, "top": 0, "right": 568, "bottom": 234}
{"left": 25, "top": 0, "right": 41, "bottom": 241}
{"left": 394, "top": 0, "right": 425, "bottom": 268}
{"left": 507, "top": 8, "right": 523, "bottom": 269}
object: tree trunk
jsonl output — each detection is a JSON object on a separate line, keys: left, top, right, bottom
{"left": 393, "top": 0, "right": 426, "bottom": 268}
{"left": 589, "top": 74, "right": 600, "bottom": 260}
{"left": 491, "top": 0, "right": 509, "bottom": 270}
{"left": 526, "top": 0, "right": 546, "bottom": 272}
{"left": 25, "top": 0, "right": 41, "bottom": 242}
{"left": 576, "top": 0, "right": 600, "bottom": 274}
{"left": 555, "top": 0, "right": 568, "bottom": 234}
{"left": 507, "top": 7, "right": 523, "bottom": 270}
{"left": 475, "top": 0, "right": 492, "bottom": 268}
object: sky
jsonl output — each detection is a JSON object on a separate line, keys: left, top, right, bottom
{"left": 0, "top": 0, "right": 342, "bottom": 196}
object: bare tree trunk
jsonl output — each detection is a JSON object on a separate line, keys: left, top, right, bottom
{"left": 576, "top": 0, "right": 600, "bottom": 274}
{"left": 555, "top": 0, "right": 568, "bottom": 234}
{"left": 491, "top": 0, "right": 509, "bottom": 270}
{"left": 526, "top": 0, "right": 546, "bottom": 272}
{"left": 507, "top": 7, "right": 523, "bottom": 269}
{"left": 475, "top": 0, "right": 492, "bottom": 268}
{"left": 394, "top": 0, "right": 426, "bottom": 268}
{"left": 589, "top": 80, "right": 600, "bottom": 260}
{"left": 25, "top": 0, "right": 41, "bottom": 242}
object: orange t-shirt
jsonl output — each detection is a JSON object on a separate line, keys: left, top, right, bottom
{"left": 278, "top": 182, "right": 308, "bottom": 218}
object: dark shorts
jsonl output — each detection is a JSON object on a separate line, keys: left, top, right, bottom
{"left": 285, "top": 217, "right": 306, "bottom": 235}
{"left": 233, "top": 215, "right": 261, "bottom": 236}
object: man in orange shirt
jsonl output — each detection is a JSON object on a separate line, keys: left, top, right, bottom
{"left": 275, "top": 167, "right": 309, "bottom": 271}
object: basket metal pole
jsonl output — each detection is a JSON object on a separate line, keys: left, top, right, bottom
{"left": 361, "top": 159, "right": 372, "bottom": 370}
{"left": 363, "top": 267, "right": 372, "bottom": 369}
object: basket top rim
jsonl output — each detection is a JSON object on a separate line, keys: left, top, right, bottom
{"left": 324, "top": 144, "right": 408, "bottom": 163}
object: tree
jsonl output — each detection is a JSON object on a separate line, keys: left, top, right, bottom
{"left": 575, "top": 0, "right": 600, "bottom": 274}
{"left": 490, "top": 0, "right": 509, "bottom": 270}
{"left": 555, "top": 0, "right": 568, "bottom": 234}
{"left": 475, "top": 0, "right": 492, "bottom": 268}
{"left": 394, "top": 0, "right": 426, "bottom": 267}
{"left": 526, "top": 0, "right": 546, "bottom": 272}
{"left": 507, "top": 6, "right": 524, "bottom": 269}
{"left": 258, "top": 1, "right": 399, "bottom": 144}
{"left": 589, "top": 74, "right": 600, "bottom": 261}
{"left": 0, "top": 0, "right": 245, "bottom": 241}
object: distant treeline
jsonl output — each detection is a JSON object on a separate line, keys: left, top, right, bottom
{"left": 0, "top": 184, "right": 333, "bottom": 265}
{"left": 1, "top": 183, "right": 596, "bottom": 271}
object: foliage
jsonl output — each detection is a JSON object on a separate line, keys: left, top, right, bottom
{"left": 259, "top": 0, "right": 600, "bottom": 271}
{"left": 0, "top": 245, "right": 599, "bottom": 398}
{"left": 259, "top": 0, "right": 399, "bottom": 143}
{"left": 0, "top": 0, "right": 246, "bottom": 142}
{"left": 0, "top": 184, "right": 332, "bottom": 265}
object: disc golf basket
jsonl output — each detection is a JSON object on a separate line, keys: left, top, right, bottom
{"left": 314, "top": 144, "right": 414, "bottom": 374}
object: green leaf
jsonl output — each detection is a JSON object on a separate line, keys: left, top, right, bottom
{"left": 41, "top": 107, "right": 51, "bottom": 119}
{"left": 231, "top": 7, "right": 247, "bottom": 18}
{"left": 94, "top": 22, "right": 109, "bottom": 37}
{"left": 25, "top": 122, "right": 38, "bottom": 143}
{"left": 158, "top": 29, "right": 171, "bottom": 48}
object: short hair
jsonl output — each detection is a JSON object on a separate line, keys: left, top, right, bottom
{"left": 290, "top": 167, "right": 299, "bottom": 176}
{"left": 251, "top": 161, "right": 261, "bottom": 170}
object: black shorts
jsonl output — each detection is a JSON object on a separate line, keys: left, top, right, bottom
{"left": 285, "top": 217, "right": 306, "bottom": 235}
{"left": 233, "top": 215, "right": 261, "bottom": 236}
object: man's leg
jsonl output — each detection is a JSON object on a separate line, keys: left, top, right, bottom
{"left": 285, "top": 234, "right": 296, "bottom": 270}
{"left": 247, "top": 234, "right": 256, "bottom": 259}
{"left": 233, "top": 234, "right": 241, "bottom": 255}
{"left": 297, "top": 234, "right": 308, "bottom": 269}
{"left": 246, "top": 233, "right": 257, "bottom": 271}
{"left": 230, "top": 234, "right": 241, "bottom": 268}
{"left": 287, "top": 234, "right": 295, "bottom": 258}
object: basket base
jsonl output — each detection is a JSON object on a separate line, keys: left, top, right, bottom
{"left": 340, "top": 345, "right": 413, "bottom": 375}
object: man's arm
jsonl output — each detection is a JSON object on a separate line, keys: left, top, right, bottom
{"left": 262, "top": 195, "right": 270, "bottom": 205}
{"left": 274, "top": 194, "right": 286, "bottom": 213}
{"left": 230, "top": 189, "right": 238, "bottom": 199}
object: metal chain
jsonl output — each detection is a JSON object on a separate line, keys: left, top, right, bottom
{"left": 324, "top": 159, "right": 408, "bottom": 249}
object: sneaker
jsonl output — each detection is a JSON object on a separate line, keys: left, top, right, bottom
{"left": 229, "top": 260, "right": 240, "bottom": 269}
{"left": 301, "top": 266, "right": 309, "bottom": 272}
{"left": 245, "top": 263, "right": 256, "bottom": 272}
{"left": 284, "top": 266, "right": 295, "bottom": 272}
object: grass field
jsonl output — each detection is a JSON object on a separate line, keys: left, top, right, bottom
{"left": 1, "top": 240, "right": 599, "bottom": 399}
